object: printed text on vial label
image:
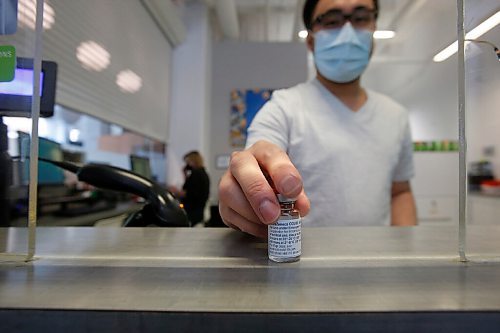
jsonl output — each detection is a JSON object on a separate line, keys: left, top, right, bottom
{"left": 269, "top": 218, "right": 301, "bottom": 257}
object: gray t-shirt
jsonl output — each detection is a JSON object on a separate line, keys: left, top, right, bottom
{"left": 246, "top": 79, "right": 414, "bottom": 226}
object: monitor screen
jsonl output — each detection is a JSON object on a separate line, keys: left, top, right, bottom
{"left": 130, "top": 155, "right": 152, "bottom": 180}
{"left": 0, "top": 57, "right": 57, "bottom": 117}
{"left": 0, "top": 68, "right": 44, "bottom": 96}
{"left": 18, "top": 132, "right": 65, "bottom": 185}
{"left": 63, "top": 150, "right": 84, "bottom": 164}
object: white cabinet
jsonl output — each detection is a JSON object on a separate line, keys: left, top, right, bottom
{"left": 415, "top": 197, "right": 457, "bottom": 225}
{"left": 411, "top": 152, "right": 500, "bottom": 226}
{"left": 468, "top": 194, "right": 500, "bottom": 225}
{"left": 412, "top": 152, "right": 459, "bottom": 225}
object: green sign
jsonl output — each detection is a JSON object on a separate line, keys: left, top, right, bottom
{"left": 0, "top": 45, "right": 15, "bottom": 82}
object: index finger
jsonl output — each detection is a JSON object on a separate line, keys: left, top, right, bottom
{"left": 248, "top": 141, "right": 303, "bottom": 199}
{"left": 230, "top": 150, "right": 280, "bottom": 225}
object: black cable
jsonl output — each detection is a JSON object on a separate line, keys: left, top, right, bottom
{"left": 11, "top": 155, "right": 82, "bottom": 174}
{"left": 38, "top": 157, "right": 81, "bottom": 173}
{"left": 465, "top": 39, "right": 500, "bottom": 61}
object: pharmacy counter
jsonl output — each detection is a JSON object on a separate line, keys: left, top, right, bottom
{"left": 1, "top": 226, "right": 500, "bottom": 332}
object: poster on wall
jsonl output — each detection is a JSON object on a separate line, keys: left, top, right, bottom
{"left": 230, "top": 88, "right": 272, "bottom": 147}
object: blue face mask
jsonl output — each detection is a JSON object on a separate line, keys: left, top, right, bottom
{"left": 313, "top": 23, "right": 373, "bottom": 83}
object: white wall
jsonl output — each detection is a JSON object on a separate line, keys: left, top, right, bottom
{"left": 466, "top": 41, "right": 500, "bottom": 178}
{"left": 210, "top": 41, "right": 308, "bottom": 202}
{"left": 0, "top": 0, "right": 173, "bottom": 142}
{"left": 167, "top": 2, "right": 213, "bottom": 188}
{"left": 394, "top": 58, "right": 459, "bottom": 141}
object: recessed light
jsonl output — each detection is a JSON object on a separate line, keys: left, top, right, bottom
{"left": 76, "top": 41, "right": 111, "bottom": 71}
{"left": 298, "top": 30, "right": 308, "bottom": 39}
{"left": 116, "top": 70, "right": 142, "bottom": 93}
{"left": 18, "top": 0, "right": 55, "bottom": 30}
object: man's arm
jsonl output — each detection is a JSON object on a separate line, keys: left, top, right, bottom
{"left": 391, "top": 181, "right": 417, "bottom": 226}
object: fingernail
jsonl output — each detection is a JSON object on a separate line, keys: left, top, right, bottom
{"left": 280, "top": 175, "right": 301, "bottom": 195}
{"left": 259, "top": 199, "right": 280, "bottom": 224}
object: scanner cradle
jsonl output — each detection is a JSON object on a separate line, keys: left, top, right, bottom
{"left": 41, "top": 159, "right": 190, "bottom": 227}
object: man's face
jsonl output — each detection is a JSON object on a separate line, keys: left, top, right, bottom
{"left": 307, "top": 0, "right": 377, "bottom": 51}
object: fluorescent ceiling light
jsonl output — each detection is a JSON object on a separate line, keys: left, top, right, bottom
{"left": 76, "top": 41, "right": 111, "bottom": 72}
{"left": 18, "top": 0, "right": 55, "bottom": 30}
{"left": 433, "top": 10, "right": 500, "bottom": 62}
{"left": 116, "top": 70, "right": 142, "bottom": 93}
{"left": 373, "top": 30, "right": 395, "bottom": 39}
{"left": 299, "top": 29, "right": 395, "bottom": 40}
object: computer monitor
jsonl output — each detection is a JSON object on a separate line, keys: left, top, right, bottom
{"left": 63, "top": 150, "right": 84, "bottom": 164}
{"left": 0, "top": 57, "right": 57, "bottom": 117}
{"left": 18, "top": 131, "right": 65, "bottom": 185}
{"left": 130, "top": 155, "right": 152, "bottom": 180}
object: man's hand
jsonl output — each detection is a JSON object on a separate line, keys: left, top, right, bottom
{"left": 218, "top": 140, "right": 310, "bottom": 238}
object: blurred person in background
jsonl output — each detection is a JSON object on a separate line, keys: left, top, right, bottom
{"left": 169, "top": 151, "right": 210, "bottom": 226}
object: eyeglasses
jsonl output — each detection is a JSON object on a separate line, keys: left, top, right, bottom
{"left": 312, "top": 6, "right": 378, "bottom": 31}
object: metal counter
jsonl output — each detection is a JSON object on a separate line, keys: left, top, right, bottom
{"left": 1, "top": 226, "right": 500, "bottom": 332}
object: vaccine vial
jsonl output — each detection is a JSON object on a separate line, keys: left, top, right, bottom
{"left": 268, "top": 194, "right": 301, "bottom": 263}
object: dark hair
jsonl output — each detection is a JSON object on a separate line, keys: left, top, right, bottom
{"left": 302, "top": 0, "right": 379, "bottom": 30}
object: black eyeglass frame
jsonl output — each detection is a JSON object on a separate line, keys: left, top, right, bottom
{"left": 311, "top": 6, "right": 378, "bottom": 31}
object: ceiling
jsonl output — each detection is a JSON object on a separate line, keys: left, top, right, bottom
{"left": 195, "top": 0, "right": 499, "bottom": 48}
{"left": 204, "top": 0, "right": 434, "bottom": 42}
{"left": 187, "top": 0, "right": 499, "bottom": 97}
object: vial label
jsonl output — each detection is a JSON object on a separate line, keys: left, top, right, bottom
{"left": 268, "top": 217, "right": 301, "bottom": 259}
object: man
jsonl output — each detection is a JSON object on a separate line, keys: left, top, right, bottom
{"left": 219, "top": 0, "right": 417, "bottom": 238}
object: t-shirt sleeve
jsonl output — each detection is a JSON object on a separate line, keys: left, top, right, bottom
{"left": 245, "top": 91, "right": 289, "bottom": 151}
{"left": 392, "top": 112, "right": 415, "bottom": 182}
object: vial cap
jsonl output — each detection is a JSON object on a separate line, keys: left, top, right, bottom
{"left": 277, "top": 193, "right": 296, "bottom": 203}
